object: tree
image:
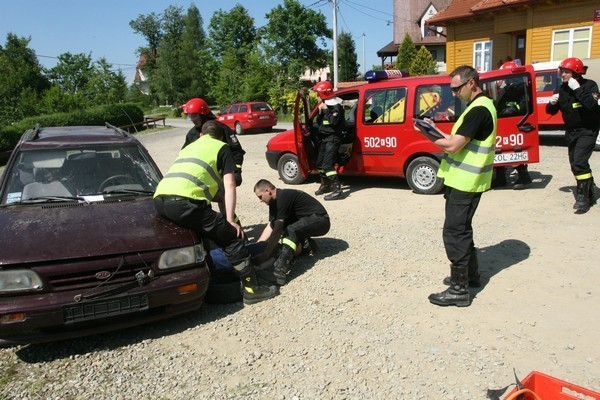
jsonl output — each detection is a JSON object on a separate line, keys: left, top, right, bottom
{"left": 337, "top": 31, "right": 359, "bottom": 82}
{"left": 84, "top": 58, "right": 128, "bottom": 105}
{"left": 397, "top": 33, "right": 417, "bottom": 72}
{"left": 409, "top": 46, "right": 438, "bottom": 76}
{"left": 0, "top": 33, "right": 49, "bottom": 124}
{"left": 208, "top": 5, "right": 257, "bottom": 61}
{"left": 47, "top": 52, "right": 93, "bottom": 94}
{"left": 261, "top": 0, "right": 330, "bottom": 85}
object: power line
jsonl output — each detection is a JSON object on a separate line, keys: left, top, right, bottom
{"left": 37, "top": 54, "right": 137, "bottom": 68}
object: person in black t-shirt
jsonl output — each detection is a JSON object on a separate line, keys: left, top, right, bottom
{"left": 254, "top": 179, "right": 331, "bottom": 286}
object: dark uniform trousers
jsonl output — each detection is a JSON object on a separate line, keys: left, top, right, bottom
{"left": 316, "top": 135, "right": 341, "bottom": 174}
{"left": 442, "top": 187, "right": 482, "bottom": 270}
{"left": 154, "top": 195, "right": 248, "bottom": 265}
{"left": 566, "top": 128, "right": 599, "bottom": 177}
{"left": 283, "top": 214, "right": 331, "bottom": 245}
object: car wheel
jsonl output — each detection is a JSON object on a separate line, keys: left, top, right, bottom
{"left": 406, "top": 156, "right": 444, "bottom": 194}
{"left": 277, "top": 153, "right": 306, "bottom": 185}
{"left": 235, "top": 122, "right": 244, "bottom": 135}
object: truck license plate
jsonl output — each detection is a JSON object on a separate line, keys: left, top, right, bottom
{"left": 494, "top": 151, "right": 529, "bottom": 163}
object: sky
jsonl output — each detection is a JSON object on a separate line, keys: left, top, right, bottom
{"left": 2, "top": 0, "right": 394, "bottom": 84}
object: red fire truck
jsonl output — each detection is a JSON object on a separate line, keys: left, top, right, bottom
{"left": 265, "top": 66, "right": 540, "bottom": 194}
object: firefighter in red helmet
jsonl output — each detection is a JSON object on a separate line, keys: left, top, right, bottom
{"left": 312, "top": 81, "right": 345, "bottom": 200}
{"left": 546, "top": 57, "right": 599, "bottom": 213}
{"left": 181, "top": 98, "right": 245, "bottom": 187}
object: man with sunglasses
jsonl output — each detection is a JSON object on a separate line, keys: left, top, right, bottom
{"left": 415, "top": 65, "right": 497, "bottom": 307}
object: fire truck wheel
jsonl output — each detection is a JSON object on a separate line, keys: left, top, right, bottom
{"left": 406, "top": 156, "right": 444, "bottom": 195}
{"left": 277, "top": 153, "right": 306, "bottom": 185}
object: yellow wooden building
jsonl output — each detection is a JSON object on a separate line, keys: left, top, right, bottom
{"left": 427, "top": 0, "right": 600, "bottom": 77}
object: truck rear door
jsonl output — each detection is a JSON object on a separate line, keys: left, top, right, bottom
{"left": 479, "top": 65, "right": 540, "bottom": 166}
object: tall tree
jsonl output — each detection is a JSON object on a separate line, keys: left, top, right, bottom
{"left": 397, "top": 33, "right": 417, "bottom": 72}
{"left": 409, "top": 46, "right": 438, "bottom": 76}
{"left": 84, "top": 58, "right": 128, "bottom": 105}
{"left": 0, "top": 33, "right": 49, "bottom": 123}
{"left": 47, "top": 52, "right": 93, "bottom": 94}
{"left": 208, "top": 5, "right": 260, "bottom": 105}
{"left": 337, "top": 31, "right": 359, "bottom": 82}
{"left": 179, "top": 5, "right": 212, "bottom": 103}
{"left": 152, "top": 5, "right": 185, "bottom": 105}
{"left": 261, "top": 0, "right": 330, "bottom": 85}
{"left": 208, "top": 5, "right": 257, "bottom": 61}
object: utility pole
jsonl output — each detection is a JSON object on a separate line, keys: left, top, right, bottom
{"left": 362, "top": 32, "right": 366, "bottom": 76}
{"left": 332, "top": 0, "right": 338, "bottom": 88}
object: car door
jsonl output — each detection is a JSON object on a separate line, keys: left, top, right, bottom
{"left": 480, "top": 65, "right": 540, "bottom": 165}
{"left": 293, "top": 90, "right": 313, "bottom": 180}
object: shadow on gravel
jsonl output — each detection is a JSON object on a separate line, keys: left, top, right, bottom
{"left": 491, "top": 169, "right": 553, "bottom": 191}
{"left": 286, "top": 237, "right": 349, "bottom": 285}
{"left": 335, "top": 175, "right": 415, "bottom": 198}
{"left": 470, "top": 239, "right": 531, "bottom": 301}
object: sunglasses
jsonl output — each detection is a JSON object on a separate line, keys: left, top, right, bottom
{"left": 450, "top": 79, "right": 470, "bottom": 93}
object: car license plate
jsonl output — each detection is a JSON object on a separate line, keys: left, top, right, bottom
{"left": 259, "top": 115, "right": 269, "bottom": 119}
{"left": 494, "top": 151, "right": 529, "bottom": 164}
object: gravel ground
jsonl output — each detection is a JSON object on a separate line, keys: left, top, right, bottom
{"left": 1, "top": 125, "right": 599, "bottom": 400}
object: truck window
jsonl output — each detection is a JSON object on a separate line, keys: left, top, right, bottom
{"left": 364, "top": 88, "right": 407, "bottom": 124}
{"left": 535, "top": 71, "right": 558, "bottom": 92}
{"left": 415, "top": 84, "right": 457, "bottom": 122}
{"left": 484, "top": 76, "right": 530, "bottom": 118}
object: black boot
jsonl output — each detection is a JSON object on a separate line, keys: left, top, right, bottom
{"left": 315, "top": 176, "right": 332, "bottom": 195}
{"left": 429, "top": 266, "right": 471, "bottom": 307}
{"left": 574, "top": 178, "right": 591, "bottom": 213}
{"left": 324, "top": 175, "right": 342, "bottom": 201}
{"left": 237, "top": 261, "right": 279, "bottom": 305}
{"left": 589, "top": 177, "right": 597, "bottom": 207}
{"left": 513, "top": 165, "right": 532, "bottom": 190}
{"left": 300, "top": 237, "right": 318, "bottom": 256}
{"left": 273, "top": 244, "right": 295, "bottom": 286}
{"left": 442, "top": 248, "right": 481, "bottom": 287}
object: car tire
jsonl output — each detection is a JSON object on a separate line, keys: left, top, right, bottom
{"left": 406, "top": 156, "right": 444, "bottom": 194}
{"left": 277, "top": 153, "right": 306, "bottom": 184}
{"left": 235, "top": 122, "right": 244, "bottom": 135}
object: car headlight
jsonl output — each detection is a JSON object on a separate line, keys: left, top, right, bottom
{"left": 0, "top": 269, "right": 44, "bottom": 293}
{"left": 158, "top": 244, "right": 206, "bottom": 270}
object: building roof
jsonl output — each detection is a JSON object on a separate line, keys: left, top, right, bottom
{"left": 428, "top": 0, "right": 544, "bottom": 24}
{"left": 377, "top": 41, "right": 399, "bottom": 57}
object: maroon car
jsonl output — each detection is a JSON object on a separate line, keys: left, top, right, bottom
{"left": 0, "top": 125, "right": 210, "bottom": 346}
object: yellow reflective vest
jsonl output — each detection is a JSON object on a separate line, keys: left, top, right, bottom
{"left": 153, "top": 135, "right": 226, "bottom": 202}
{"left": 437, "top": 95, "right": 497, "bottom": 193}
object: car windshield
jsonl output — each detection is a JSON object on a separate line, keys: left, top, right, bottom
{"left": 2, "top": 145, "right": 161, "bottom": 205}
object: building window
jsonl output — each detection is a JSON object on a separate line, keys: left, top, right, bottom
{"left": 551, "top": 27, "right": 592, "bottom": 61}
{"left": 421, "top": 5, "right": 439, "bottom": 38}
{"left": 473, "top": 41, "right": 493, "bottom": 72}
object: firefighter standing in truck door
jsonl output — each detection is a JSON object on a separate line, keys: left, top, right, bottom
{"left": 313, "top": 81, "right": 345, "bottom": 201}
{"left": 546, "top": 57, "right": 599, "bottom": 214}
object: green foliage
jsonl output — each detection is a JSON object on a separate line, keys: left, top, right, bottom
{"left": 338, "top": 31, "right": 359, "bottom": 82}
{"left": 208, "top": 5, "right": 257, "bottom": 61}
{"left": 397, "top": 33, "right": 417, "bottom": 72}
{"left": 0, "top": 33, "right": 50, "bottom": 125}
{"left": 84, "top": 58, "right": 128, "bottom": 105}
{"left": 46, "top": 52, "right": 93, "bottom": 94}
{"left": 261, "top": 0, "right": 330, "bottom": 87}
{"left": 0, "top": 103, "right": 144, "bottom": 152}
{"left": 409, "top": 46, "right": 438, "bottom": 76}
{"left": 39, "top": 85, "right": 86, "bottom": 114}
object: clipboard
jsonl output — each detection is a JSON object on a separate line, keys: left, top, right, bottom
{"left": 413, "top": 118, "right": 445, "bottom": 140}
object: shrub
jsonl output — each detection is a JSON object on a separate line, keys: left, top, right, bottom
{"left": 0, "top": 103, "right": 144, "bottom": 153}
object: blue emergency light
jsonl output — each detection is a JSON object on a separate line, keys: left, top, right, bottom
{"left": 365, "top": 69, "right": 409, "bottom": 83}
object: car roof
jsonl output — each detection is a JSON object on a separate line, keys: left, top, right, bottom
{"left": 17, "top": 125, "right": 142, "bottom": 150}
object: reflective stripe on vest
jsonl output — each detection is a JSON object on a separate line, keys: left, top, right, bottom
{"left": 153, "top": 135, "right": 226, "bottom": 202}
{"left": 437, "top": 96, "right": 497, "bottom": 193}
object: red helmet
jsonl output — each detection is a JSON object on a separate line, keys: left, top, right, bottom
{"left": 559, "top": 57, "right": 587, "bottom": 75}
{"left": 312, "top": 81, "right": 334, "bottom": 99}
{"left": 181, "top": 98, "right": 210, "bottom": 114}
{"left": 500, "top": 61, "right": 519, "bottom": 69}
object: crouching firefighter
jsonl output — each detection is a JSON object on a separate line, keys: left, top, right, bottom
{"left": 153, "top": 121, "right": 278, "bottom": 305}
{"left": 254, "top": 179, "right": 331, "bottom": 286}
